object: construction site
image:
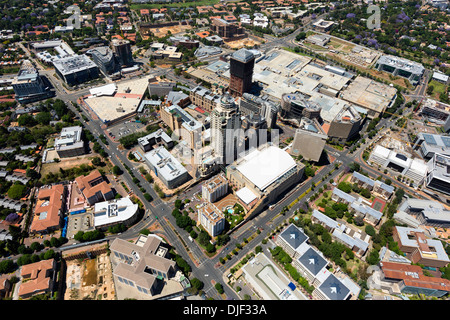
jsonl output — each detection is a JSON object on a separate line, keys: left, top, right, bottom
{"left": 139, "top": 21, "right": 193, "bottom": 38}
{"left": 63, "top": 242, "right": 116, "bottom": 300}
{"left": 225, "top": 37, "right": 262, "bottom": 49}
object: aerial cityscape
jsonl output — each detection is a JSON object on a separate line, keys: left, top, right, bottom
{"left": 0, "top": 0, "right": 449, "bottom": 307}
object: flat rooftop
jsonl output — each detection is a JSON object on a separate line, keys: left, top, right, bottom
{"left": 144, "top": 146, "right": 187, "bottom": 181}
{"left": 235, "top": 145, "right": 297, "bottom": 191}
{"left": 340, "top": 75, "right": 397, "bottom": 114}
{"left": 53, "top": 54, "right": 97, "bottom": 75}
{"left": 84, "top": 76, "right": 149, "bottom": 123}
{"left": 377, "top": 55, "right": 425, "bottom": 75}
{"left": 242, "top": 252, "right": 307, "bottom": 300}
{"left": 94, "top": 196, "right": 138, "bottom": 228}
{"left": 308, "top": 92, "right": 351, "bottom": 123}
{"left": 253, "top": 48, "right": 349, "bottom": 99}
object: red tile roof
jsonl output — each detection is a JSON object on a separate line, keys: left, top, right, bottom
{"left": 19, "top": 259, "right": 55, "bottom": 298}
{"left": 30, "top": 185, "right": 65, "bottom": 233}
{"left": 381, "top": 261, "right": 450, "bottom": 293}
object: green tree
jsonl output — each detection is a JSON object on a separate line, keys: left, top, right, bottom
{"left": 337, "top": 182, "right": 352, "bottom": 193}
{"left": 112, "top": 165, "right": 123, "bottom": 175}
{"left": 190, "top": 278, "right": 204, "bottom": 291}
{"left": 7, "top": 184, "right": 26, "bottom": 200}
{"left": 215, "top": 283, "right": 224, "bottom": 294}
{"left": 35, "top": 112, "right": 52, "bottom": 125}
{"left": 0, "top": 259, "right": 16, "bottom": 274}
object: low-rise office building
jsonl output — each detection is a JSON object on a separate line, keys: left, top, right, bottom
{"left": 275, "top": 223, "right": 309, "bottom": 259}
{"left": 425, "top": 153, "right": 450, "bottom": 196}
{"left": 397, "top": 198, "right": 450, "bottom": 228}
{"left": 393, "top": 226, "right": 450, "bottom": 268}
{"left": 54, "top": 126, "right": 85, "bottom": 158}
{"left": 241, "top": 252, "right": 307, "bottom": 300}
{"left": 313, "top": 273, "right": 352, "bottom": 300}
{"left": 93, "top": 196, "right": 139, "bottom": 231}
{"left": 53, "top": 54, "right": 99, "bottom": 86}
{"left": 137, "top": 129, "right": 173, "bottom": 152}
{"left": 312, "top": 19, "right": 334, "bottom": 32}
{"left": 368, "top": 145, "right": 428, "bottom": 185}
{"left": 75, "top": 170, "right": 114, "bottom": 206}
{"left": 380, "top": 261, "right": 450, "bottom": 298}
{"left": 30, "top": 185, "right": 67, "bottom": 234}
{"left": 419, "top": 98, "right": 450, "bottom": 128}
{"left": 12, "top": 60, "right": 54, "bottom": 104}
{"left": 412, "top": 133, "right": 450, "bottom": 159}
{"left": 374, "top": 55, "right": 425, "bottom": 85}
{"left": 110, "top": 235, "right": 185, "bottom": 300}
{"left": 144, "top": 146, "right": 189, "bottom": 189}
{"left": 18, "top": 259, "right": 57, "bottom": 299}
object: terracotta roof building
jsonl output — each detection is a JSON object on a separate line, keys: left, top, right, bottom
{"left": 75, "top": 170, "right": 114, "bottom": 206}
{"left": 30, "top": 184, "right": 66, "bottom": 234}
{"left": 380, "top": 261, "right": 450, "bottom": 298}
{"left": 0, "top": 275, "right": 12, "bottom": 299}
{"left": 18, "top": 259, "right": 56, "bottom": 299}
{"left": 393, "top": 226, "right": 450, "bottom": 269}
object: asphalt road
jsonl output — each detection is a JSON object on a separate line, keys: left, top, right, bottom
{"left": 15, "top": 20, "right": 430, "bottom": 300}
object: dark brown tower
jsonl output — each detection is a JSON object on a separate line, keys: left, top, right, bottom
{"left": 229, "top": 49, "right": 255, "bottom": 97}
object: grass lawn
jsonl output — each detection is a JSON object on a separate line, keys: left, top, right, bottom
{"left": 428, "top": 79, "right": 448, "bottom": 100}
{"left": 131, "top": 0, "right": 219, "bottom": 10}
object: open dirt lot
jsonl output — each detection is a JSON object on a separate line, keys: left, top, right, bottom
{"left": 226, "top": 38, "right": 261, "bottom": 49}
{"left": 41, "top": 153, "right": 96, "bottom": 176}
{"left": 149, "top": 25, "right": 192, "bottom": 38}
{"left": 64, "top": 252, "right": 115, "bottom": 300}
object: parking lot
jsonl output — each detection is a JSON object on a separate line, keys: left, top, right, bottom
{"left": 107, "top": 119, "right": 147, "bottom": 140}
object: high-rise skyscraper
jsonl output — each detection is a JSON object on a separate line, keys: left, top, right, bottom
{"left": 229, "top": 49, "right": 255, "bottom": 97}
{"left": 211, "top": 93, "right": 241, "bottom": 164}
{"left": 111, "top": 39, "right": 133, "bottom": 67}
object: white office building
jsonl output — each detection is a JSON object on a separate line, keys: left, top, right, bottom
{"left": 54, "top": 126, "right": 85, "bottom": 158}
{"left": 94, "top": 196, "right": 139, "bottom": 230}
{"left": 368, "top": 145, "right": 428, "bottom": 185}
{"left": 144, "top": 146, "right": 189, "bottom": 189}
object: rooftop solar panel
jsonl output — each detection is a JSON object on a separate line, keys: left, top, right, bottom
{"left": 441, "top": 136, "right": 450, "bottom": 148}
{"left": 423, "top": 133, "right": 437, "bottom": 145}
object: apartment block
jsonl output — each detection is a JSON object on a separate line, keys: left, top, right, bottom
{"left": 198, "top": 202, "right": 226, "bottom": 237}
{"left": 201, "top": 173, "right": 228, "bottom": 203}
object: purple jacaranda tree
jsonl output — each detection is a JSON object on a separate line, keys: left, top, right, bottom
{"left": 367, "top": 39, "right": 378, "bottom": 46}
{"left": 5, "top": 213, "right": 19, "bottom": 223}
